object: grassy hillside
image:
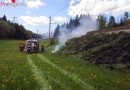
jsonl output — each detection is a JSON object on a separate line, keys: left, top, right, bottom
{"left": 61, "top": 31, "right": 130, "bottom": 71}
{"left": 0, "top": 40, "right": 130, "bottom": 90}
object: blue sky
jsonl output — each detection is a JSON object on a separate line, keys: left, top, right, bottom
{"left": 0, "top": 0, "right": 70, "bottom": 33}
{"left": 0, "top": 0, "right": 130, "bottom": 34}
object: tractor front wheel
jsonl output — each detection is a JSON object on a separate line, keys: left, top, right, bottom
{"left": 27, "top": 49, "right": 31, "bottom": 54}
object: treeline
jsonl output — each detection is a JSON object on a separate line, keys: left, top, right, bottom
{"left": 53, "top": 12, "right": 130, "bottom": 38}
{"left": 0, "top": 15, "right": 33, "bottom": 39}
{"left": 98, "top": 12, "right": 130, "bottom": 29}
{"left": 53, "top": 15, "right": 81, "bottom": 38}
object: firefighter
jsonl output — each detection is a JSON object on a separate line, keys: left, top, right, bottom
{"left": 41, "top": 45, "right": 44, "bottom": 52}
{"left": 19, "top": 43, "right": 24, "bottom": 52}
{"left": 27, "top": 42, "right": 32, "bottom": 53}
{"left": 27, "top": 45, "right": 31, "bottom": 53}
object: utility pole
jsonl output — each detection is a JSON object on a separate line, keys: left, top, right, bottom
{"left": 49, "top": 16, "right": 51, "bottom": 44}
{"left": 48, "top": 16, "right": 59, "bottom": 44}
{"left": 12, "top": 16, "right": 17, "bottom": 23}
{"left": 37, "top": 29, "right": 38, "bottom": 40}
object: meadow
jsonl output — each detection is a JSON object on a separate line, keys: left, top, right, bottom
{"left": 0, "top": 40, "right": 130, "bottom": 90}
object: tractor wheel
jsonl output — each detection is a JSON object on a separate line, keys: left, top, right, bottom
{"left": 27, "top": 49, "right": 31, "bottom": 54}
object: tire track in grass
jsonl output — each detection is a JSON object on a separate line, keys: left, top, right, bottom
{"left": 31, "top": 55, "right": 69, "bottom": 90}
{"left": 27, "top": 55, "right": 52, "bottom": 90}
{"left": 47, "top": 76, "right": 68, "bottom": 90}
{"left": 37, "top": 54, "right": 95, "bottom": 90}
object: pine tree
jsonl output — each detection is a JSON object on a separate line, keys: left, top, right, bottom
{"left": 74, "top": 15, "right": 80, "bottom": 27}
{"left": 2, "top": 15, "right": 7, "bottom": 21}
{"left": 97, "top": 14, "right": 107, "bottom": 29}
{"left": 123, "top": 12, "right": 129, "bottom": 25}
{"left": 107, "top": 16, "right": 116, "bottom": 28}
{"left": 124, "top": 12, "right": 129, "bottom": 20}
{"left": 53, "top": 25, "right": 60, "bottom": 39}
{"left": 119, "top": 17, "right": 124, "bottom": 26}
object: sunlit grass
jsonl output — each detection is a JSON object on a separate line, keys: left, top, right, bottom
{"left": 39, "top": 44, "right": 130, "bottom": 90}
{"left": 0, "top": 40, "right": 130, "bottom": 90}
{"left": 0, "top": 40, "right": 39, "bottom": 90}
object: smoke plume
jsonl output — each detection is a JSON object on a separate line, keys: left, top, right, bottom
{"left": 52, "top": 15, "right": 99, "bottom": 53}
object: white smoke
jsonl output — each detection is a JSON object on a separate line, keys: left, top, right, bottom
{"left": 52, "top": 15, "right": 99, "bottom": 53}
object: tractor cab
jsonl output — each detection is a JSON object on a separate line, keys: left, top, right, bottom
{"left": 19, "top": 39, "right": 39, "bottom": 53}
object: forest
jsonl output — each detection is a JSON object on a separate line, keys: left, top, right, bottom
{"left": 0, "top": 15, "right": 33, "bottom": 39}
{"left": 53, "top": 12, "right": 130, "bottom": 38}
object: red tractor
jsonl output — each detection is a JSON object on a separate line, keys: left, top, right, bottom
{"left": 19, "top": 39, "right": 40, "bottom": 53}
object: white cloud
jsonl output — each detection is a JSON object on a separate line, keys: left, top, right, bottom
{"left": 68, "top": 0, "right": 130, "bottom": 17}
{"left": 19, "top": 0, "right": 23, "bottom": 3}
{"left": 25, "top": 0, "right": 46, "bottom": 9}
{"left": 26, "top": 11, "right": 30, "bottom": 14}
{"left": 70, "top": 0, "right": 80, "bottom": 6}
{"left": 5, "top": 0, "right": 11, "bottom": 3}
{"left": 53, "top": 16, "right": 68, "bottom": 24}
{"left": 20, "top": 16, "right": 49, "bottom": 25}
{"left": 20, "top": 16, "right": 68, "bottom": 26}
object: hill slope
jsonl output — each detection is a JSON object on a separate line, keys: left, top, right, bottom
{"left": 61, "top": 31, "right": 130, "bottom": 70}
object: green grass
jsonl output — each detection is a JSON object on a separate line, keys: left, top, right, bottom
{"left": 0, "top": 40, "right": 39, "bottom": 90}
{"left": 0, "top": 40, "right": 130, "bottom": 90}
